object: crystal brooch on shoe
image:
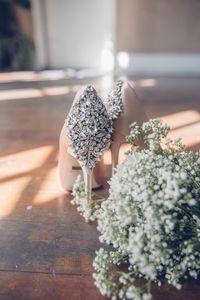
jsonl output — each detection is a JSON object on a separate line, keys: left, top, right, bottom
{"left": 105, "top": 80, "right": 124, "bottom": 120}
{"left": 65, "top": 86, "right": 112, "bottom": 170}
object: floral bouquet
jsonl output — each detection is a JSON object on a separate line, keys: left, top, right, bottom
{"left": 72, "top": 119, "right": 200, "bottom": 300}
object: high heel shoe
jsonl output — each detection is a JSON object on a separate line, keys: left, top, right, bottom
{"left": 58, "top": 124, "right": 105, "bottom": 192}
{"left": 59, "top": 85, "right": 112, "bottom": 202}
{"left": 106, "top": 80, "right": 148, "bottom": 172}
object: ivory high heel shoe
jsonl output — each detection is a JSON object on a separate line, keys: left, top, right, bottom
{"left": 58, "top": 125, "right": 105, "bottom": 192}
{"left": 58, "top": 85, "right": 112, "bottom": 202}
{"left": 106, "top": 80, "right": 148, "bottom": 171}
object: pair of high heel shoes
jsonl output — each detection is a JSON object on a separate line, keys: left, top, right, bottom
{"left": 58, "top": 80, "right": 147, "bottom": 202}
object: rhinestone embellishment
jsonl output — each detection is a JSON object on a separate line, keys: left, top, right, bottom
{"left": 105, "top": 79, "right": 124, "bottom": 120}
{"left": 65, "top": 85, "right": 112, "bottom": 170}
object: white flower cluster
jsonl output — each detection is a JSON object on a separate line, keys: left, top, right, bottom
{"left": 93, "top": 119, "right": 200, "bottom": 299}
{"left": 93, "top": 248, "right": 152, "bottom": 300}
{"left": 71, "top": 119, "right": 200, "bottom": 299}
{"left": 71, "top": 175, "right": 101, "bottom": 222}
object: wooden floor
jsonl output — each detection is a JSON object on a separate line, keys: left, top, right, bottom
{"left": 0, "top": 73, "right": 200, "bottom": 300}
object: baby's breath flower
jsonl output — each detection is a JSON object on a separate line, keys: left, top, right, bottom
{"left": 94, "top": 119, "right": 200, "bottom": 299}
{"left": 72, "top": 119, "right": 200, "bottom": 300}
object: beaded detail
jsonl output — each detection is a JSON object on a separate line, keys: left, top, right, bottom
{"left": 105, "top": 80, "right": 124, "bottom": 120}
{"left": 65, "top": 85, "right": 112, "bottom": 170}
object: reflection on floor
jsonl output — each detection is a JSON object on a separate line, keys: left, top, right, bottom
{"left": 0, "top": 73, "right": 200, "bottom": 300}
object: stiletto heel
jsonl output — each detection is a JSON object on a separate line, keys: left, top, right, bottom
{"left": 82, "top": 166, "right": 92, "bottom": 202}
{"left": 110, "top": 142, "right": 119, "bottom": 172}
{"left": 110, "top": 135, "right": 125, "bottom": 173}
{"left": 106, "top": 80, "right": 148, "bottom": 170}
{"left": 58, "top": 124, "right": 105, "bottom": 192}
{"left": 61, "top": 85, "right": 112, "bottom": 202}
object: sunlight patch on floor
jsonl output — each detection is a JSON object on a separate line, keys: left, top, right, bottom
{"left": 32, "top": 167, "right": 62, "bottom": 206}
{"left": 0, "top": 145, "right": 55, "bottom": 179}
{"left": 0, "top": 145, "right": 61, "bottom": 216}
{"left": 161, "top": 110, "right": 200, "bottom": 148}
{"left": 0, "top": 88, "right": 43, "bottom": 100}
{"left": 162, "top": 110, "right": 200, "bottom": 130}
{"left": 168, "top": 122, "right": 200, "bottom": 148}
{"left": 0, "top": 86, "right": 73, "bottom": 101}
{"left": 137, "top": 78, "right": 157, "bottom": 87}
{"left": 0, "top": 176, "right": 30, "bottom": 219}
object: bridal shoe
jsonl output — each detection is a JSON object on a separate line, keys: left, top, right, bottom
{"left": 58, "top": 125, "right": 105, "bottom": 192}
{"left": 58, "top": 85, "right": 112, "bottom": 201}
{"left": 106, "top": 80, "right": 148, "bottom": 171}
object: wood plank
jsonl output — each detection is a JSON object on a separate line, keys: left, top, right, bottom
{"left": 0, "top": 271, "right": 106, "bottom": 300}
{"left": 0, "top": 75, "right": 199, "bottom": 299}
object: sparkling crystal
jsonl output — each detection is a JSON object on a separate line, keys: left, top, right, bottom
{"left": 65, "top": 85, "right": 112, "bottom": 169}
{"left": 80, "top": 94, "right": 85, "bottom": 102}
{"left": 68, "top": 123, "right": 75, "bottom": 129}
{"left": 86, "top": 85, "right": 95, "bottom": 93}
{"left": 79, "top": 112, "right": 85, "bottom": 121}
{"left": 105, "top": 80, "right": 124, "bottom": 121}
{"left": 84, "top": 99, "right": 91, "bottom": 107}
{"left": 87, "top": 120, "right": 97, "bottom": 134}
{"left": 85, "top": 110, "right": 91, "bottom": 117}
{"left": 80, "top": 131, "right": 86, "bottom": 138}
{"left": 80, "top": 106, "right": 85, "bottom": 113}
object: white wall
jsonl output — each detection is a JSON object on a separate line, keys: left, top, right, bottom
{"left": 32, "top": 0, "right": 200, "bottom": 75}
{"left": 32, "top": 0, "right": 116, "bottom": 72}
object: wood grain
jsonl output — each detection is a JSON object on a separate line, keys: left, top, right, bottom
{"left": 0, "top": 74, "right": 199, "bottom": 299}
